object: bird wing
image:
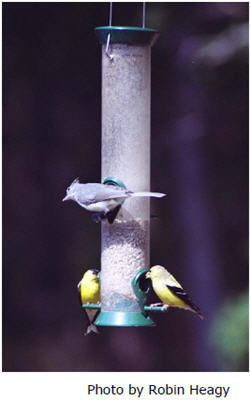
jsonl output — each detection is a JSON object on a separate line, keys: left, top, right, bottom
{"left": 78, "top": 283, "right": 100, "bottom": 329}
{"left": 78, "top": 285, "right": 83, "bottom": 307}
{"left": 168, "top": 273, "right": 183, "bottom": 288}
{"left": 98, "top": 185, "right": 128, "bottom": 201}
{"left": 81, "top": 184, "right": 127, "bottom": 204}
{"left": 105, "top": 204, "right": 122, "bottom": 223}
{"left": 166, "top": 285, "right": 201, "bottom": 314}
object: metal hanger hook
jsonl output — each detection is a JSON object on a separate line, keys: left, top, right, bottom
{"left": 105, "top": 2, "right": 146, "bottom": 61}
{"left": 105, "top": 3, "right": 113, "bottom": 61}
{"left": 105, "top": 33, "right": 114, "bottom": 61}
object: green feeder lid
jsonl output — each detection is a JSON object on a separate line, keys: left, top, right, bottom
{"left": 95, "top": 311, "right": 155, "bottom": 327}
{"left": 95, "top": 26, "right": 159, "bottom": 46}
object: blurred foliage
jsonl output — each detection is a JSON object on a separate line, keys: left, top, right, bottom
{"left": 210, "top": 291, "right": 249, "bottom": 371}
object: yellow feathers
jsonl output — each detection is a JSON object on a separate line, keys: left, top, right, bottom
{"left": 146, "top": 265, "right": 204, "bottom": 319}
{"left": 77, "top": 265, "right": 203, "bottom": 337}
{"left": 77, "top": 269, "right": 100, "bottom": 335}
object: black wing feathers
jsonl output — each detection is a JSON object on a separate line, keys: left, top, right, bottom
{"left": 106, "top": 204, "right": 122, "bottom": 224}
{"left": 167, "top": 285, "right": 203, "bottom": 317}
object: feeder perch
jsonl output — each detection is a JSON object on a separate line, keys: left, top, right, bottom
{"left": 131, "top": 268, "right": 151, "bottom": 316}
{"left": 92, "top": 21, "right": 159, "bottom": 327}
{"left": 81, "top": 257, "right": 168, "bottom": 314}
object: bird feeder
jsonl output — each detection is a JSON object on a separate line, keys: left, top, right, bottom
{"left": 92, "top": 15, "right": 160, "bottom": 327}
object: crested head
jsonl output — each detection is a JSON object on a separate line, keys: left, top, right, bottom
{"left": 67, "top": 177, "right": 80, "bottom": 192}
{"left": 62, "top": 178, "right": 79, "bottom": 202}
{"left": 69, "top": 177, "right": 80, "bottom": 188}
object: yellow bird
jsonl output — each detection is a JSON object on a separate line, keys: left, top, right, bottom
{"left": 146, "top": 265, "right": 204, "bottom": 319}
{"left": 77, "top": 269, "right": 100, "bottom": 335}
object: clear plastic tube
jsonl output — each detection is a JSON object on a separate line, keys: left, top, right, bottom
{"left": 101, "top": 43, "right": 151, "bottom": 312}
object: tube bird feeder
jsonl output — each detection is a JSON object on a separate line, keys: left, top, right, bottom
{"left": 94, "top": 25, "right": 159, "bottom": 327}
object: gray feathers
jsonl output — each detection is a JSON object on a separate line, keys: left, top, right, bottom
{"left": 63, "top": 179, "right": 166, "bottom": 204}
{"left": 62, "top": 178, "right": 166, "bottom": 223}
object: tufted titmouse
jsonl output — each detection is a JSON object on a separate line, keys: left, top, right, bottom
{"left": 62, "top": 178, "right": 166, "bottom": 224}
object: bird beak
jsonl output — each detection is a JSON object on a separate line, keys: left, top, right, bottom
{"left": 145, "top": 271, "right": 151, "bottom": 279}
{"left": 62, "top": 194, "right": 70, "bottom": 202}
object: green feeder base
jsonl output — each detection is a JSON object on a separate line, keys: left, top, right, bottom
{"left": 95, "top": 311, "right": 155, "bottom": 327}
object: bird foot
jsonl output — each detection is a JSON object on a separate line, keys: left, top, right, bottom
{"left": 149, "top": 302, "right": 164, "bottom": 310}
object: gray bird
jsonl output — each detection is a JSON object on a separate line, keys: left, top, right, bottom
{"left": 62, "top": 178, "right": 166, "bottom": 223}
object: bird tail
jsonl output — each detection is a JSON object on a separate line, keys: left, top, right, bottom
{"left": 196, "top": 310, "right": 205, "bottom": 320}
{"left": 84, "top": 323, "right": 99, "bottom": 336}
{"left": 130, "top": 191, "right": 166, "bottom": 198}
{"left": 189, "top": 304, "right": 205, "bottom": 320}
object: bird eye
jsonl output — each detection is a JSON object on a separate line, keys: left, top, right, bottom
{"left": 66, "top": 186, "right": 70, "bottom": 192}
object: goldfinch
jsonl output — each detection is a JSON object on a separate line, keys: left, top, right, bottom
{"left": 146, "top": 265, "right": 204, "bottom": 319}
{"left": 77, "top": 269, "right": 100, "bottom": 335}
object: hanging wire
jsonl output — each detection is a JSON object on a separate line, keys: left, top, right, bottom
{"left": 109, "top": 2, "right": 113, "bottom": 26}
{"left": 142, "top": 2, "right": 146, "bottom": 28}
{"left": 105, "top": 2, "right": 146, "bottom": 61}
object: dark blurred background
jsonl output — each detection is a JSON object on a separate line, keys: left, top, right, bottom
{"left": 3, "top": 2, "right": 249, "bottom": 372}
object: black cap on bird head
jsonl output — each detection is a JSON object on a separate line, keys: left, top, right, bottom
{"left": 91, "top": 269, "right": 99, "bottom": 276}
